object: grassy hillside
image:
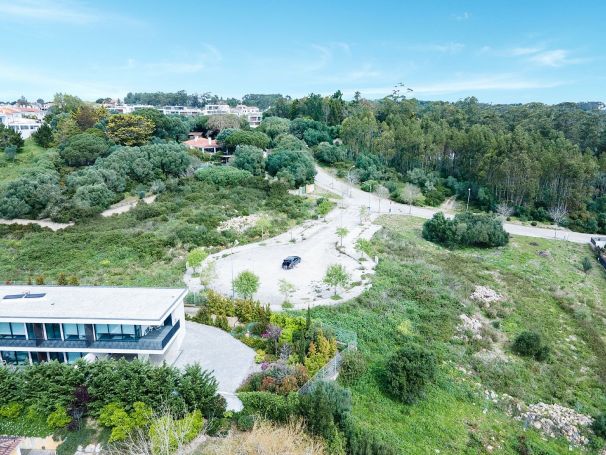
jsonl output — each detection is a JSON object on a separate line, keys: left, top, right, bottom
{"left": 0, "top": 139, "right": 57, "bottom": 183}
{"left": 311, "top": 216, "right": 606, "bottom": 454}
{"left": 0, "top": 177, "right": 314, "bottom": 286}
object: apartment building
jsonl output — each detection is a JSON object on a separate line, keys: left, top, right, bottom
{"left": 0, "top": 286, "right": 187, "bottom": 366}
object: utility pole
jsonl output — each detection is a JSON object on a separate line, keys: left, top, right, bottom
{"left": 466, "top": 188, "right": 471, "bottom": 211}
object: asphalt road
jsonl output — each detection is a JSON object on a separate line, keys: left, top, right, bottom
{"left": 198, "top": 166, "right": 596, "bottom": 309}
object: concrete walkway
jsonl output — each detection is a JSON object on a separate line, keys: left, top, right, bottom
{"left": 171, "top": 322, "right": 257, "bottom": 411}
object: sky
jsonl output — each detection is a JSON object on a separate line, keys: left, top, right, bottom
{"left": 0, "top": 0, "right": 604, "bottom": 104}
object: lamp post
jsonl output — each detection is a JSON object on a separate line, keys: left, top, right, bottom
{"left": 466, "top": 188, "right": 471, "bottom": 211}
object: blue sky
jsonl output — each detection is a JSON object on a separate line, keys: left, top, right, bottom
{"left": 0, "top": 0, "right": 604, "bottom": 104}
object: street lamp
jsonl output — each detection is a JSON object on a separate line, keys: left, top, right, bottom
{"left": 466, "top": 188, "right": 471, "bottom": 211}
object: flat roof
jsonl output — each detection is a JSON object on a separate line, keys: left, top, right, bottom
{"left": 0, "top": 285, "right": 187, "bottom": 323}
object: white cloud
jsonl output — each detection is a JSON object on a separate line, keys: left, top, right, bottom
{"left": 453, "top": 12, "right": 470, "bottom": 21}
{"left": 350, "top": 74, "right": 564, "bottom": 97}
{"left": 528, "top": 49, "right": 571, "bottom": 67}
{"left": 123, "top": 44, "right": 222, "bottom": 75}
{"left": 508, "top": 47, "right": 543, "bottom": 56}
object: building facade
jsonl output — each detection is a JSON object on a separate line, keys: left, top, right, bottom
{"left": 0, "top": 286, "right": 187, "bottom": 366}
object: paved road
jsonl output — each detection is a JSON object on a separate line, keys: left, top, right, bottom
{"left": 194, "top": 166, "right": 597, "bottom": 310}
{"left": 171, "top": 321, "right": 257, "bottom": 411}
{"left": 315, "top": 166, "right": 596, "bottom": 244}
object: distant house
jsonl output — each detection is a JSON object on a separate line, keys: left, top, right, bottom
{"left": 0, "top": 435, "right": 59, "bottom": 454}
{"left": 0, "top": 106, "right": 43, "bottom": 139}
{"left": 183, "top": 134, "right": 221, "bottom": 154}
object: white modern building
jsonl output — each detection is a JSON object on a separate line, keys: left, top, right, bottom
{"left": 0, "top": 286, "right": 187, "bottom": 366}
{"left": 0, "top": 106, "right": 44, "bottom": 139}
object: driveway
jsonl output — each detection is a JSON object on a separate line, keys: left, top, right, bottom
{"left": 171, "top": 321, "right": 257, "bottom": 411}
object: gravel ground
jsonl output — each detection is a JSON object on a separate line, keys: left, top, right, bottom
{"left": 186, "top": 166, "right": 596, "bottom": 310}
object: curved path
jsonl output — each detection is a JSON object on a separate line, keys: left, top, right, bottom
{"left": 315, "top": 166, "right": 595, "bottom": 244}
{"left": 188, "top": 166, "right": 597, "bottom": 310}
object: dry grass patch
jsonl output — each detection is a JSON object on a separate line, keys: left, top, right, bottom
{"left": 198, "top": 420, "right": 325, "bottom": 455}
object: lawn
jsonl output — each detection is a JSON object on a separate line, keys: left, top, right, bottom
{"left": 0, "top": 177, "right": 314, "bottom": 286}
{"left": 0, "top": 138, "right": 57, "bottom": 183}
{"left": 310, "top": 215, "right": 606, "bottom": 454}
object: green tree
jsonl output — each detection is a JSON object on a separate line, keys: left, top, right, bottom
{"left": 232, "top": 145, "right": 265, "bottom": 176}
{"left": 72, "top": 104, "right": 107, "bottom": 130}
{"left": 32, "top": 123, "right": 53, "bottom": 148}
{"left": 3, "top": 145, "right": 17, "bottom": 161}
{"left": 233, "top": 270, "right": 260, "bottom": 299}
{"left": 266, "top": 149, "right": 316, "bottom": 188}
{"left": 323, "top": 264, "right": 350, "bottom": 295}
{"left": 336, "top": 227, "right": 349, "bottom": 247}
{"left": 107, "top": 114, "right": 154, "bottom": 146}
{"left": 187, "top": 247, "right": 208, "bottom": 269}
{"left": 317, "top": 199, "right": 333, "bottom": 220}
{"left": 0, "top": 124, "right": 24, "bottom": 153}
{"left": 60, "top": 133, "right": 110, "bottom": 166}
{"left": 224, "top": 130, "right": 270, "bottom": 151}
{"left": 258, "top": 116, "right": 290, "bottom": 139}
{"left": 278, "top": 279, "right": 296, "bottom": 304}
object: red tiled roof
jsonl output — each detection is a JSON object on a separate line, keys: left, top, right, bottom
{"left": 183, "top": 137, "right": 219, "bottom": 148}
{"left": 0, "top": 437, "right": 21, "bottom": 455}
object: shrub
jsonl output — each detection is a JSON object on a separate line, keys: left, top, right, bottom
{"left": 224, "top": 130, "right": 270, "bottom": 150}
{"left": 236, "top": 414, "right": 255, "bottom": 432}
{"left": 59, "top": 133, "right": 109, "bottom": 166}
{"left": 512, "top": 331, "right": 549, "bottom": 361}
{"left": 232, "top": 145, "right": 266, "bottom": 176}
{"left": 195, "top": 166, "right": 255, "bottom": 186}
{"left": 187, "top": 247, "right": 208, "bottom": 268}
{"left": 239, "top": 391, "right": 300, "bottom": 423}
{"left": 0, "top": 402, "right": 23, "bottom": 418}
{"left": 266, "top": 149, "right": 316, "bottom": 188}
{"left": 383, "top": 343, "right": 437, "bottom": 403}
{"left": 422, "top": 212, "right": 509, "bottom": 248}
{"left": 314, "top": 142, "right": 348, "bottom": 164}
{"left": 339, "top": 350, "right": 366, "bottom": 385}
{"left": 47, "top": 405, "right": 72, "bottom": 429}
{"left": 592, "top": 413, "right": 606, "bottom": 439}
{"left": 360, "top": 180, "right": 378, "bottom": 192}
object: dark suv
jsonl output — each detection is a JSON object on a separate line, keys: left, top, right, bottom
{"left": 282, "top": 256, "right": 301, "bottom": 269}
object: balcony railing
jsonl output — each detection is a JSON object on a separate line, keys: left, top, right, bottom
{"left": 0, "top": 321, "right": 180, "bottom": 352}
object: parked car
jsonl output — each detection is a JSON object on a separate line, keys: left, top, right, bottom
{"left": 282, "top": 256, "right": 301, "bottom": 269}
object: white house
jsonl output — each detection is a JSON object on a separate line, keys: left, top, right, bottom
{"left": 0, "top": 286, "right": 187, "bottom": 366}
{"left": 0, "top": 106, "right": 43, "bottom": 139}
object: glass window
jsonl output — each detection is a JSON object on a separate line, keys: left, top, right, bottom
{"left": 0, "top": 323, "right": 12, "bottom": 339}
{"left": 45, "top": 324, "right": 62, "bottom": 340}
{"left": 62, "top": 324, "right": 86, "bottom": 340}
{"left": 94, "top": 324, "right": 141, "bottom": 341}
{"left": 49, "top": 352, "right": 65, "bottom": 363}
{"left": 0, "top": 323, "right": 26, "bottom": 339}
{"left": 1, "top": 351, "right": 29, "bottom": 365}
{"left": 66, "top": 352, "right": 85, "bottom": 364}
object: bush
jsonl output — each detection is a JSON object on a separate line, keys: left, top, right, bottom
{"left": 224, "top": 130, "right": 270, "bottom": 150}
{"left": 314, "top": 142, "right": 348, "bottom": 164}
{"left": 339, "top": 350, "right": 366, "bottom": 385}
{"left": 236, "top": 414, "right": 255, "bottom": 431}
{"left": 512, "top": 331, "right": 549, "bottom": 361}
{"left": 383, "top": 343, "right": 437, "bottom": 404}
{"left": 47, "top": 405, "right": 72, "bottom": 429}
{"left": 232, "top": 145, "right": 265, "bottom": 176}
{"left": 266, "top": 149, "right": 316, "bottom": 188}
{"left": 187, "top": 247, "right": 208, "bottom": 268}
{"left": 59, "top": 133, "right": 109, "bottom": 166}
{"left": 422, "top": 212, "right": 509, "bottom": 248}
{"left": 592, "top": 413, "right": 606, "bottom": 439}
{"left": 239, "top": 391, "right": 300, "bottom": 423}
{"left": 195, "top": 166, "right": 255, "bottom": 186}
{"left": 0, "top": 402, "right": 23, "bottom": 418}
